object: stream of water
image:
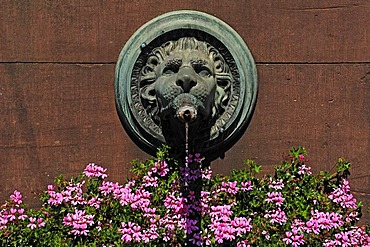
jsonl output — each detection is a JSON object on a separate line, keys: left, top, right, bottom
{"left": 185, "top": 122, "right": 189, "bottom": 159}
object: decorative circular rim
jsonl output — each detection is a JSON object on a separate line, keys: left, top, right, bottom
{"left": 115, "top": 10, "right": 258, "bottom": 158}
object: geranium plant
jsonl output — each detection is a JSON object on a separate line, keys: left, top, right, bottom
{"left": 0, "top": 146, "right": 369, "bottom": 246}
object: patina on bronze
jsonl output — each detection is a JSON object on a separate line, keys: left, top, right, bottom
{"left": 115, "top": 10, "right": 257, "bottom": 160}
{"left": 139, "top": 37, "right": 234, "bottom": 154}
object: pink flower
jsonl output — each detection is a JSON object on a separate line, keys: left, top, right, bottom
{"left": 328, "top": 179, "right": 357, "bottom": 209}
{"left": 298, "top": 164, "right": 312, "bottom": 175}
{"left": 83, "top": 163, "right": 108, "bottom": 179}
{"left": 27, "top": 217, "right": 37, "bottom": 229}
{"left": 63, "top": 208, "right": 94, "bottom": 235}
{"left": 240, "top": 181, "right": 253, "bottom": 191}
{"left": 163, "top": 233, "right": 172, "bottom": 242}
{"left": 119, "top": 222, "right": 143, "bottom": 243}
{"left": 99, "top": 181, "right": 123, "bottom": 196}
{"left": 202, "top": 167, "right": 212, "bottom": 180}
{"left": 298, "top": 154, "right": 305, "bottom": 162}
{"left": 220, "top": 181, "right": 239, "bottom": 195}
{"left": 268, "top": 179, "right": 285, "bottom": 190}
{"left": 28, "top": 219, "right": 37, "bottom": 230}
{"left": 265, "top": 191, "right": 285, "bottom": 206}
{"left": 210, "top": 221, "right": 236, "bottom": 243}
{"left": 10, "top": 190, "right": 23, "bottom": 205}
{"left": 9, "top": 208, "right": 17, "bottom": 221}
{"left": 47, "top": 191, "right": 64, "bottom": 206}
{"left": 142, "top": 175, "right": 158, "bottom": 187}
{"left": 129, "top": 188, "right": 152, "bottom": 210}
{"left": 284, "top": 231, "right": 292, "bottom": 243}
{"left": 231, "top": 217, "right": 253, "bottom": 236}
{"left": 210, "top": 205, "right": 233, "bottom": 221}
{"left": 164, "top": 192, "right": 185, "bottom": 214}
{"left": 17, "top": 208, "right": 28, "bottom": 220}
{"left": 237, "top": 239, "right": 250, "bottom": 247}
{"left": 143, "top": 207, "right": 157, "bottom": 218}
{"left": 0, "top": 212, "right": 8, "bottom": 230}
{"left": 87, "top": 197, "right": 103, "bottom": 209}
{"left": 61, "top": 181, "right": 87, "bottom": 206}
{"left": 37, "top": 217, "right": 45, "bottom": 227}
{"left": 151, "top": 160, "right": 170, "bottom": 177}
{"left": 324, "top": 226, "right": 370, "bottom": 246}
{"left": 264, "top": 208, "right": 287, "bottom": 225}
{"left": 142, "top": 227, "right": 159, "bottom": 242}
{"left": 305, "top": 211, "right": 344, "bottom": 234}
{"left": 262, "top": 230, "right": 270, "bottom": 240}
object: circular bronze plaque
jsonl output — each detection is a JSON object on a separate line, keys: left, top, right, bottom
{"left": 115, "top": 10, "right": 257, "bottom": 160}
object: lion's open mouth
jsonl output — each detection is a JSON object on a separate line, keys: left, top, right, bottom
{"left": 160, "top": 93, "right": 206, "bottom": 122}
{"left": 176, "top": 104, "right": 197, "bottom": 123}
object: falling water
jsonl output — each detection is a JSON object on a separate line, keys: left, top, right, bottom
{"left": 185, "top": 122, "right": 189, "bottom": 160}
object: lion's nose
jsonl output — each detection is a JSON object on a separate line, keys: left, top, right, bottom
{"left": 176, "top": 66, "right": 197, "bottom": 93}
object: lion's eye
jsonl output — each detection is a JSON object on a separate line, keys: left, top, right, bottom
{"left": 198, "top": 69, "right": 211, "bottom": 77}
{"left": 163, "top": 65, "right": 179, "bottom": 76}
{"left": 195, "top": 66, "right": 212, "bottom": 77}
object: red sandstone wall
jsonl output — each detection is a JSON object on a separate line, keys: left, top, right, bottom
{"left": 0, "top": 0, "right": 369, "bottom": 222}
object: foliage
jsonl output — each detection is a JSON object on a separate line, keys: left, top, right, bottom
{"left": 0, "top": 147, "right": 369, "bottom": 246}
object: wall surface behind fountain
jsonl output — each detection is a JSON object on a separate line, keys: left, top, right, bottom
{"left": 0, "top": 0, "right": 369, "bottom": 223}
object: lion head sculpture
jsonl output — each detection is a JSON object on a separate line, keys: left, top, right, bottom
{"left": 138, "top": 37, "right": 234, "bottom": 152}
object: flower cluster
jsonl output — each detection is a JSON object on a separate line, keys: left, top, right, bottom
{"left": 298, "top": 164, "right": 312, "bottom": 175}
{"left": 0, "top": 190, "right": 26, "bottom": 230}
{"left": 0, "top": 190, "right": 46, "bottom": 236}
{"left": 47, "top": 181, "right": 86, "bottom": 206}
{"left": 84, "top": 162, "right": 108, "bottom": 179}
{"left": 264, "top": 208, "right": 288, "bottom": 225}
{"left": 0, "top": 147, "right": 369, "bottom": 246}
{"left": 27, "top": 217, "right": 45, "bottom": 229}
{"left": 208, "top": 204, "right": 253, "bottom": 244}
{"left": 63, "top": 208, "right": 94, "bottom": 235}
{"left": 329, "top": 179, "right": 357, "bottom": 209}
{"left": 324, "top": 226, "right": 370, "bottom": 246}
{"left": 282, "top": 211, "right": 345, "bottom": 246}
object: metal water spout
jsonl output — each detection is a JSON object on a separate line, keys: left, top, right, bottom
{"left": 175, "top": 101, "right": 197, "bottom": 157}
{"left": 176, "top": 104, "right": 197, "bottom": 123}
{"left": 173, "top": 93, "right": 199, "bottom": 123}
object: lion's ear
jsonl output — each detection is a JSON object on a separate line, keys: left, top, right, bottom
{"left": 212, "top": 86, "right": 224, "bottom": 118}
{"left": 139, "top": 83, "right": 156, "bottom": 102}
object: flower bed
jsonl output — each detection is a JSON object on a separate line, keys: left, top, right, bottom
{"left": 1, "top": 147, "right": 369, "bottom": 246}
